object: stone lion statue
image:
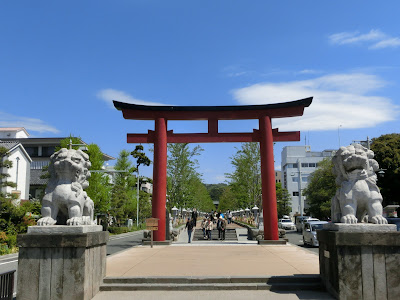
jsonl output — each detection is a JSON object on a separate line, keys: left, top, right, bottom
{"left": 37, "top": 148, "right": 95, "bottom": 226}
{"left": 331, "top": 144, "right": 387, "bottom": 224}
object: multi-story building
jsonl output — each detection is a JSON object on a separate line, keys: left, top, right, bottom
{"left": 281, "top": 146, "right": 335, "bottom": 216}
{"left": 0, "top": 127, "right": 115, "bottom": 200}
{"left": 275, "top": 170, "right": 282, "bottom": 184}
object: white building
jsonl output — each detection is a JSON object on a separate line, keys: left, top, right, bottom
{"left": 0, "top": 140, "right": 32, "bottom": 202}
{"left": 0, "top": 127, "right": 115, "bottom": 200}
{"left": 281, "top": 146, "right": 335, "bottom": 216}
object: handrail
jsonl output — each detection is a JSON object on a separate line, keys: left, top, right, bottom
{"left": 0, "top": 270, "right": 15, "bottom": 300}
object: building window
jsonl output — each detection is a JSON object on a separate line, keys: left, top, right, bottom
{"left": 302, "top": 176, "right": 308, "bottom": 182}
{"left": 42, "top": 146, "right": 56, "bottom": 157}
{"left": 301, "top": 163, "right": 308, "bottom": 168}
{"left": 25, "top": 146, "right": 39, "bottom": 157}
{"left": 292, "top": 177, "right": 299, "bottom": 182}
{"left": 293, "top": 191, "right": 299, "bottom": 196}
{"left": 309, "top": 163, "right": 316, "bottom": 167}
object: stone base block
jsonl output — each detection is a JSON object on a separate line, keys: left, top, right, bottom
{"left": 318, "top": 230, "right": 400, "bottom": 300}
{"left": 28, "top": 225, "right": 103, "bottom": 234}
{"left": 17, "top": 231, "right": 109, "bottom": 300}
{"left": 142, "top": 239, "right": 172, "bottom": 246}
{"left": 323, "top": 223, "right": 396, "bottom": 233}
{"left": 257, "top": 239, "right": 287, "bottom": 245}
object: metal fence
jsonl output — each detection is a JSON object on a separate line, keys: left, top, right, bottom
{"left": 0, "top": 270, "right": 15, "bottom": 300}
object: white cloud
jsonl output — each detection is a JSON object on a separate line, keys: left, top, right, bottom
{"left": 0, "top": 111, "right": 59, "bottom": 134}
{"left": 329, "top": 29, "right": 400, "bottom": 49}
{"left": 297, "top": 69, "right": 321, "bottom": 75}
{"left": 370, "top": 37, "right": 400, "bottom": 49}
{"left": 97, "top": 89, "right": 168, "bottom": 108}
{"left": 232, "top": 73, "right": 398, "bottom": 131}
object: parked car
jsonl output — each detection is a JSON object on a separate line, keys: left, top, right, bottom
{"left": 302, "top": 221, "right": 328, "bottom": 247}
{"left": 278, "top": 218, "right": 296, "bottom": 230}
{"left": 301, "top": 218, "right": 319, "bottom": 232}
{"left": 295, "top": 216, "right": 313, "bottom": 232}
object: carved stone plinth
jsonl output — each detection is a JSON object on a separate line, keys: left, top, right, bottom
{"left": 318, "top": 226, "right": 400, "bottom": 300}
{"left": 17, "top": 227, "right": 108, "bottom": 300}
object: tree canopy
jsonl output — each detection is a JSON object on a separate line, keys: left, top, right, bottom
{"left": 167, "top": 143, "right": 204, "bottom": 211}
{"left": 276, "top": 182, "right": 291, "bottom": 218}
{"left": 371, "top": 133, "right": 400, "bottom": 206}
{"left": 303, "top": 158, "right": 336, "bottom": 220}
{"left": 226, "top": 142, "right": 261, "bottom": 210}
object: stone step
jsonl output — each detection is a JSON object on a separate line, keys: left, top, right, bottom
{"left": 193, "top": 228, "right": 238, "bottom": 241}
{"left": 100, "top": 275, "right": 323, "bottom": 291}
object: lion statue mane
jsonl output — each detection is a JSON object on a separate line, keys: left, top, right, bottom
{"left": 331, "top": 144, "right": 387, "bottom": 224}
{"left": 37, "top": 148, "right": 95, "bottom": 226}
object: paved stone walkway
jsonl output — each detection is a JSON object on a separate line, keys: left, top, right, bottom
{"left": 105, "top": 243, "right": 319, "bottom": 277}
{"left": 93, "top": 222, "right": 334, "bottom": 299}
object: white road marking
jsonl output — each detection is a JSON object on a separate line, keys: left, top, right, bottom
{"left": 0, "top": 259, "right": 18, "bottom": 266}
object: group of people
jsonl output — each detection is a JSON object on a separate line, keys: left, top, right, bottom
{"left": 201, "top": 214, "right": 227, "bottom": 240}
{"left": 185, "top": 209, "right": 234, "bottom": 243}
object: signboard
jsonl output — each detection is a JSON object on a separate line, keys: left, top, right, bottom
{"left": 145, "top": 218, "right": 159, "bottom": 248}
{"left": 146, "top": 218, "right": 159, "bottom": 228}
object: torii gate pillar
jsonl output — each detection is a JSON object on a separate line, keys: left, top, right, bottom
{"left": 259, "top": 115, "right": 279, "bottom": 240}
{"left": 152, "top": 118, "right": 167, "bottom": 241}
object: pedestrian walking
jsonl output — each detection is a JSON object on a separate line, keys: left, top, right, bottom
{"left": 220, "top": 216, "right": 227, "bottom": 240}
{"left": 227, "top": 210, "right": 232, "bottom": 224}
{"left": 217, "top": 216, "right": 222, "bottom": 239}
{"left": 206, "top": 217, "right": 213, "bottom": 240}
{"left": 185, "top": 218, "right": 194, "bottom": 243}
{"left": 201, "top": 217, "right": 207, "bottom": 239}
{"left": 192, "top": 208, "right": 198, "bottom": 225}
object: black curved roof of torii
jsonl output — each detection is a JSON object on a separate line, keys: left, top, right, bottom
{"left": 113, "top": 97, "right": 312, "bottom": 112}
{"left": 113, "top": 97, "right": 312, "bottom": 120}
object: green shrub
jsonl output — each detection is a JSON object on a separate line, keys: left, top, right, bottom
{"left": 0, "top": 244, "right": 9, "bottom": 255}
{"left": 6, "top": 234, "right": 17, "bottom": 248}
{"left": 108, "top": 226, "right": 130, "bottom": 234}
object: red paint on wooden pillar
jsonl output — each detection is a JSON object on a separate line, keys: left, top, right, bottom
{"left": 152, "top": 118, "right": 167, "bottom": 241}
{"left": 259, "top": 115, "right": 279, "bottom": 240}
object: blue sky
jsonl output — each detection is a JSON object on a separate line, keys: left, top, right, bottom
{"left": 1, "top": 1, "right": 399, "bottom": 183}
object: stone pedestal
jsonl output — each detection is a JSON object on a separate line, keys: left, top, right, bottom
{"left": 318, "top": 224, "right": 400, "bottom": 300}
{"left": 17, "top": 226, "right": 108, "bottom": 300}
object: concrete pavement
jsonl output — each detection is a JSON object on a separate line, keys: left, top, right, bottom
{"left": 93, "top": 222, "right": 333, "bottom": 299}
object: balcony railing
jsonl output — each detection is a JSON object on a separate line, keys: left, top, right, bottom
{"left": 30, "top": 161, "right": 50, "bottom": 170}
{"left": 0, "top": 270, "right": 15, "bottom": 300}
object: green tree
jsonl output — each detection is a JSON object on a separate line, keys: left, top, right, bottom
{"left": 371, "top": 133, "right": 400, "bottom": 207}
{"left": 190, "top": 177, "right": 215, "bottom": 212}
{"left": 276, "top": 182, "right": 291, "bottom": 218}
{"left": 110, "top": 150, "right": 136, "bottom": 225}
{"left": 167, "top": 143, "right": 203, "bottom": 211}
{"left": 218, "top": 186, "right": 237, "bottom": 212}
{"left": 0, "top": 146, "right": 17, "bottom": 199}
{"left": 303, "top": 158, "right": 336, "bottom": 220}
{"left": 130, "top": 145, "right": 151, "bottom": 224}
{"left": 85, "top": 144, "right": 112, "bottom": 216}
{"left": 226, "top": 143, "right": 261, "bottom": 210}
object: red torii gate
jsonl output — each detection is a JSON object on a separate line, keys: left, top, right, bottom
{"left": 114, "top": 97, "right": 312, "bottom": 241}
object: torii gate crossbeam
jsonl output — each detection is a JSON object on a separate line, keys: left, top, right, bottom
{"left": 114, "top": 97, "right": 312, "bottom": 241}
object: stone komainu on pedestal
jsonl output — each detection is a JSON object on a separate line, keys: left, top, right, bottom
{"left": 37, "top": 148, "right": 95, "bottom": 226}
{"left": 331, "top": 144, "right": 387, "bottom": 224}
{"left": 17, "top": 148, "right": 108, "bottom": 300}
{"left": 318, "top": 144, "right": 400, "bottom": 300}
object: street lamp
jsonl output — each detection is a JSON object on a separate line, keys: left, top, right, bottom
{"left": 252, "top": 205, "right": 259, "bottom": 226}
